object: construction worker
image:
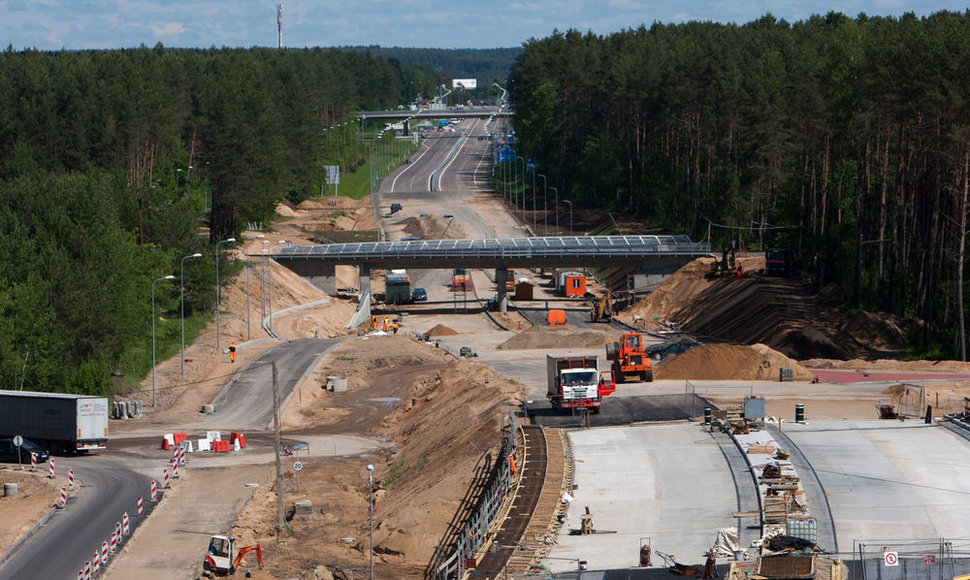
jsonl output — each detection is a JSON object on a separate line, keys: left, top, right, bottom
{"left": 228, "top": 343, "right": 237, "bottom": 363}
{"left": 736, "top": 263, "right": 743, "bottom": 278}
{"left": 391, "top": 322, "right": 399, "bottom": 335}
{"left": 371, "top": 315, "right": 378, "bottom": 330}
{"left": 383, "top": 317, "right": 389, "bottom": 332}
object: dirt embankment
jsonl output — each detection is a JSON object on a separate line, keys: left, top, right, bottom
{"left": 619, "top": 257, "right": 910, "bottom": 361}
{"left": 232, "top": 337, "right": 525, "bottom": 579}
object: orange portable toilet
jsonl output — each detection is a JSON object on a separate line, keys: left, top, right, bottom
{"left": 547, "top": 309, "right": 567, "bottom": 327}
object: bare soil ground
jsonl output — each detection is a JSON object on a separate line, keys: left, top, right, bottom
{"left": 9, "top": 196, "right": 970, "bottom": 579}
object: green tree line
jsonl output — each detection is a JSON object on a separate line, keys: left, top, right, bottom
{"left": 509, "top": 11, "right": 970, "bottom": 358}
{"left": 0, "top": 45, "right": 420, "bottom": 394}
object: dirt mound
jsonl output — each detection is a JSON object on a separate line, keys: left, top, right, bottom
{"left": 655, "top": 343, "right": 814, "bottom": 381}
{"left": 401, "top": 215, "right": 467, "bottom": 239}
{"left": 427, "top": 324, "right": 458, "bottom": 336}
{"left": 497, "top": 324, "right": 616, "bottom": 350}
{"left": 619, "top": 257, "right": 716, "bottom": 331}
{"left": 275, "top": 200, "right": 300, "bottom": 217}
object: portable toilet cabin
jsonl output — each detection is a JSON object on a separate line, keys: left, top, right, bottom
{"left": 514, "top": 280, "right": 534, "bottom": 301}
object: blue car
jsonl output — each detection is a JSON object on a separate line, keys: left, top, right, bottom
{"left": 412, "top": 288, "right": 428, "bottom": 301}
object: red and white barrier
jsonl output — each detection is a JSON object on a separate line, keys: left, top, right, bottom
{"left": 150, "top": 480, "right": 157, "bottom": 501}
{"left": 137, "top": 496, "right": 144, "bottom": 515}
{"left": 110, "top": 529, "right": 117, "bottom": 554}
{"left": 101, "top": 541, "right": 108, "bottom": 562}
{"left": 68, "top": 468, "right": 76, "bottom": 490}
{"left": 173, "top": 460, "right": 180, "bottom": 479}
{"left": 123, "top": 512, "right": 130, "bottom": 535}
{"left": 48, "top": 457, "right": 55, "bottom": 479}
{"left": 57, "top": 486, "right": 67, "bottom": 508}
{"left": 93, "top": 550, "right": 100, "bottom": 574}
{"left": 162, "top": 469, "right": 170, "bottom": 488}
{"left": 30, "top": 452, "right": 36, "bottom": 471}
{"left": 77, "top": 570, "right": 82, "bottom": 580}
{"left": 84, "top": 560, "right": 90, "bottom": 580}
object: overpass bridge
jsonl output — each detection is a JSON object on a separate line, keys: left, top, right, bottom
{"left": 357, "top": 107, "right": 512, "bottom": 122}
{"left": 270, "top": 234, "right": 710, "bottom": 298}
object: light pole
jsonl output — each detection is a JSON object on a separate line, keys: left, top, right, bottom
{"left": 516, "top": 156, "right": 526, "bottom": 222}
{"left": 550, "top": 187, "right": 559, "bottom": 233}
{"left": 180, "top": 252, "right": 202, "bottom": 374}
{"left": 152, "top": 275, "right": 175, "bottom": 407}
{"left": 538, "top": 174, "right": 548, "bottom": 234}
{"left": 215, "top": 237, "right": 236, "bottom": 351}
{"left": 529, "top": 164, "right": 537, "bottom": 232}
{"left": 564, "top": 200, "right": 573, "bottom": 236}
{"left": 367, "top": 464, "right": 374, "bottom": 580}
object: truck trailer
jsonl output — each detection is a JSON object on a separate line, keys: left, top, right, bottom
{"left": 0, "top": 390, "right": 109, "bottom": 454}
{"left": 385, "top": 269, "right": 411, "bottom": 305}
{"left": 546, "top": 355, "right": 615, "bottom": 413}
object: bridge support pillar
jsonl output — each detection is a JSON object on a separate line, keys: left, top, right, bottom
{"left": 306, "top": 263, "right": 337, "bottom": 295}
{"left": 495, "top": 268, "right": 508, "bottom": 314}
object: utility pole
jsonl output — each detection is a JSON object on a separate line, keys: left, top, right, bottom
{"left": 273, "top": 361, "right": 285, "bottom": 534}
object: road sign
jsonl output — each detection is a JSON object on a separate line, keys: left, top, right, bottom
{"left": 12, "top": 435, "right": 22, "bottom": 447}
{"left": 923, "top": 554, "right": 936, "bottom": 564}
{"left": 292, "top": 460, "right": 303, "bottom": 472}
{"left": 323, "top": 165, "right": 339, "bottom": 185}
{"left": 884, "top": 552, "right": 899, "bottom": 566}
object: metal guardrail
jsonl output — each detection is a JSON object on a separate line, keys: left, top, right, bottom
{"left": 273, "top": 235, "right": 710, "bottom": 261}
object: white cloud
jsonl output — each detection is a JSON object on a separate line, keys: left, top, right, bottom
{"left": 149, "top": 22, "right": 186, "bottom": 37}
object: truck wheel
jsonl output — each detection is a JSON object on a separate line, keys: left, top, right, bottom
{"left": 613, "top": 363, "right": 624, "bottom": 383}
{"left": 591, "top": 407, "right": 601, "bottom": 415}
{"left": 644, "top": 370, "right": 654, "bottom": 382}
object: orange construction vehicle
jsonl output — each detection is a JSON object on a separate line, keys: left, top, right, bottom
{"left": 202, "top": 535, "right": 263, "bottom": 577}
{"left": 606, "top": 333, "right": 653, "bottom": 382}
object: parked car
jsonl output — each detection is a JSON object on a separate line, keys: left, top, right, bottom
{"left": 0, "top": 437, "right": 49, "bottom": 464}
{"left": 412, "top": 287, "right": 428, "bottom": 301}
{"left": 390, "top": 203, "right": 402, "bottom": 214}
{"left": 442, "top": 213, "right": 454, "bottom": 219}
{"left": 646, "top": 339, "right": 703, "bottom": 362}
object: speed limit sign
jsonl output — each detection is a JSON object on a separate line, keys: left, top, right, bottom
{"left": 884, "top": 552, "right": 899, "bottom": 566}
{"left": 292, "top": 460, "right": 303, "bottom": 472}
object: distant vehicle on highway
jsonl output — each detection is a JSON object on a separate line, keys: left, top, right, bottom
{"left": 0, "top": 437, "right": 49, "bottom": 464}
{"left": 442, "top": 213, "right": 454, "bottom": 218}
{"left": 412, "top": 287, "right": 428, "bottom": 301}
{"left": 647, "top": 339, "right": 703, "bottom": 362}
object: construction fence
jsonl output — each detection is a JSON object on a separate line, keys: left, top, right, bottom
{"left": 429, "top": 412, "right": 518, "bottom": 580}
{"left": 850, "top": 538, "right": 970, "bottom": 580}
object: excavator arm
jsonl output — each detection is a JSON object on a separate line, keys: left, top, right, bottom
{"left": 232, "top": 544, "right": 263, "bottom": 572}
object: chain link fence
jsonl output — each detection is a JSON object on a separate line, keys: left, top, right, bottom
{"left": 851, "top": 538, "right": 970, "bottom": 580}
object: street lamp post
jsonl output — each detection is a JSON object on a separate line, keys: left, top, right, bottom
{"left": 516, "top": 156, "right": 526, "bottom": 222}
{"left": 529, "top": 165, "right": 537, "bottom": 232}
{"left": 215, "top": 237, "right": 237, "bottom": 351}
{"left": 152, "top": 275, "right": 175, "bottom": 407}
{"left": 538, "top": 174, "right": 548, "bottom": 235}
{"left": 367, "top": 464, "right": 375, "bottom": 580}
{"left": 180, "top": 253, "right": 202, "bottom": 374}
{"left": 564, "top": 200, "right": 573, "bottom": 236}
{"left": 550, "top": 187, "right": 559, "bottom": 233}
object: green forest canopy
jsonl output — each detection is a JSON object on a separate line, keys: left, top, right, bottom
{"left": 508, "top": 11, "right": 970, "bottom": 358}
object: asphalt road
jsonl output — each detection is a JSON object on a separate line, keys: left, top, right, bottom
{"left": 0, "top": 455, "right": 156, "bottom": 580}
{"left": 206, "top": 338, "right": 341, "bottom": 431}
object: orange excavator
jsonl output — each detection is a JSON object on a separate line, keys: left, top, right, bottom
{"left": 202, "top": 535, "right": 263, "bottom": 577}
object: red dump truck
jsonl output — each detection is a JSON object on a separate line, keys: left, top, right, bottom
{"left": 546, "top": 355, "right": 615, "bottom": 413}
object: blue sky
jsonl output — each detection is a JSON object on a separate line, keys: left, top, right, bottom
{"left": 1, "top": 1, "right": 967, "bottom": 50}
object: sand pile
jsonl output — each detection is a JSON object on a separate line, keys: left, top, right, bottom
{"left": 401, "top": 215, "right": 467, "bottom": 239}
{"left": 427, "top": 324, "right": 458, "bottom": 336}
{"left": 655, "top": 343, "right": 814, "bottom": 381}
{"left": 498, "top": 324, "right": 616, "bottom": 350}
